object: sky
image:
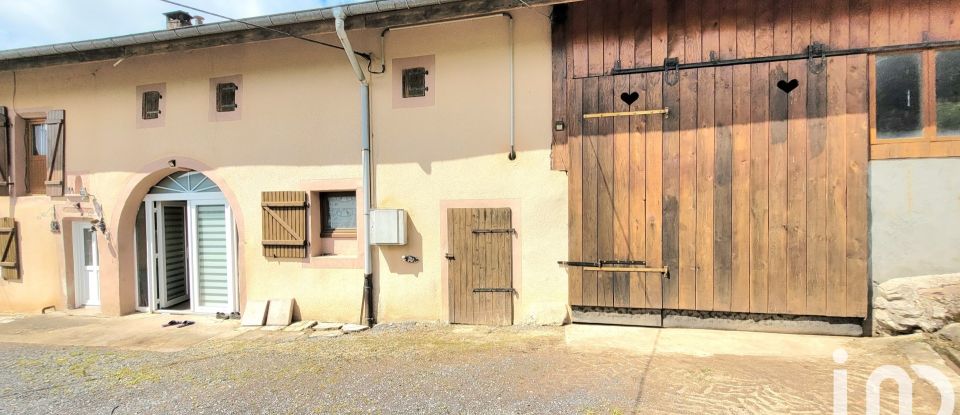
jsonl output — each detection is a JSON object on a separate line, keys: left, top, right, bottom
{"left": 0, "top": 0, "right": 367, "bottom": 50}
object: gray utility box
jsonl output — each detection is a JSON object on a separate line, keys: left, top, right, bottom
{"left": 369, "top": 209, "right": 407, "bottom": 245}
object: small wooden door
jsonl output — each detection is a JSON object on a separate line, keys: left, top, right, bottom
{"left": 72, "top": 222, "right": 100, "bottom": 307}
{"left": 447, "top": 208, "right": 513, "bottom": 326}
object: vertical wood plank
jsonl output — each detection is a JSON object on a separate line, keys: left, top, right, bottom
{"left": 786, "top": 58, "right": 808, "bottom": 315}
{"left": 907, "top": 0, "right": 929, "bottom": 43}
{"left": 849, "top": 0, "right": 871, "bottom": 48}
{"left": 597, "top": 76, "right": 616, "bottom": 307}
{"left": 582, "top": 77, "right": 600, "bottom": 306}
{"left": 588, "top": 4, "right": 605, "bottom": 76}
{"left": 571, "top": 2, "right": 589, "bottom": 78}
{"left": 567, "top": 78, "right": 584, "bottom": 306}
{"left": 603, "top": 0, "right": 620, "bottom": 74}
{"left": 811, "top": 0, "right": 832, "bottom": 47}
{"left": 628, "top": 74, "right": 649, "bottom": 308}
{"left": 736, "top": 0, "right": 756, "bottom": 59}
{"left": 749, "top": 62, "right": 771, "bottom": 314}
{"left": 552, "top": 11, "right": 569, "bottom": 171}
{"left": 846, "top": 54, "right": 869, "bottom": 317}
{"left": 470, "top": 208, "right": 481, "bottom": 324}
{"left": 696, "top": 67, "right": 716, "bottom": 311}
{"left": 667, "top": 0, "right": 686, "bottom": 64}
{"left": 651, "top": 0, "right": 669, "bottom": 65}
{"left": 731, "top": 63, "right": 752, "bottom": 313}
{"left": 714, "top": 65, "right": 734, "bottom": 312}
{"left": 767, "top": 62, "right": 790, "bottom": 314}
{"left": 929, "top": 0, "right": 960, "bottom": 41}
{"left": 826, "top": 56, "right": 848, "bottom": 316}
{"left": 619, "top": 0, "right": 637, "bottom": 69}
{"left": 701, "top": 0, "right": 720, "bottom": 61}
{"left": 645, "top": 72, "right": 665, "bottom": 309}
{"left": 447, "top": 209, "right": 458, "bottom": 322}
{"left": 889, "top": 0, "right": 910, "bottom": 44}
{"left": 613, "top": 74, "right": 633, "bottom": 308}
{"left": 678, "top": 67, "right": 698, "bottom": 310}
{"left": 631, "top": 0, "right": 650, "bottom": 68}
{"left": 869, "top": 0, "right": 889, "bottom": 47}
{"left": 805, "top": 56, "right": 829, "bottom": 317}
{"left": 831, "top": 0, "right": 851, "bottom": 50}
{"left": 755, "top": 0, "right": 775, "bottom": 58}
{"left": 662, "top": 69, "right": 682, "bottom": 310}
{"left": 719, "top": 0, "right": 737, "bottom": 60}
{"left": 773, "top": 0, "right": 793, "bottom": 55}
{"left": 684, "top": 0, "right": 701, "bottom": 63}
{"left": 791, "top": 0, "right": 811, "bottom": 55}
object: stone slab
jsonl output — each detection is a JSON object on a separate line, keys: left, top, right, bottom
{"left": 265, "top": 298, "right": 294, "bottom": 326}
{"left": 240, "top": 300, "right": 269, "bottom": 326}
{"left": 310, "top": 330, "right": 343, "bottom": 338}
{"left": 283, "top": 320, "right": 317, "bottom": 332}
{"left": 261, "top": 325, "right": 285, "bottom": 331}
{"left": 313, "top": 322, "right": 344, "bottom": 331}
{"left": 341, "top": 323, "right": 370, "bottom": 333}
{"left": 940, "top": 323, "right": 960, "bottom": 343}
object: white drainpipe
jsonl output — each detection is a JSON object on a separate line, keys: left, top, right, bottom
{"left": 334, "top": 8, "right": 375, "bottom": 327}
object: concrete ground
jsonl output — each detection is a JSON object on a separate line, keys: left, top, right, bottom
{"left": 0, "top": 313, "right": 957, "bottom": 414}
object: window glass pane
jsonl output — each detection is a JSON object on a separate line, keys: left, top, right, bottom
{"left": 876, "top": 53, "right": 923, "bottom": 139}
{"left": 32, "top": 124, "right": 47, "bottom": 156}
{"left": 322, "top": 192, "right": 356, "bottom": 232}
{"left": 936, "top": 49, "right": 960, "bottom": 136}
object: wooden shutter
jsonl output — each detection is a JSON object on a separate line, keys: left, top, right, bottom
{"left": 0, "top": 218, "right": 20, "bottom": 280}
{"left": 0, "top": 106, "right": 9, "bottom": 195}
{"left": 261, "top": 191, "right": 308, "bottom": 259}
{"left": 44, "top": 110, "right": 65, "bottom": 197}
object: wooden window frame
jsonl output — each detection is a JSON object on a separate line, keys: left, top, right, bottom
{"left": 318, "top": 191, "right": 357, "bottom": 238}
{"left": 24, "top": 118, "right": 47, "bottom": 195}
{"left": 870, "top": 48, "right": 960, "bottom": 159}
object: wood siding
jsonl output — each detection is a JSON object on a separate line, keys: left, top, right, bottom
{"left": 558, "top": 0, "right": 894, "bottom": 318}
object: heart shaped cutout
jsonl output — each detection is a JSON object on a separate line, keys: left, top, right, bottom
{"left": 620, "top": 91, "right": 640, "bottom": 105}
{"left": 777, "top": 79, "right": 799, "bottom": 93}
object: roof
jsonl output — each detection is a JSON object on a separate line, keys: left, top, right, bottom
{"left": 0, "top": 0, "right": 566, "bottom": 72}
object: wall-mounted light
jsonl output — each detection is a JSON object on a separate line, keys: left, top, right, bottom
{"left": 168, "top": 159, "right": 177, "bottom": 168}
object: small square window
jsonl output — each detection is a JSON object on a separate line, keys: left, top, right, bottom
{"left": 320, "top": 191, "right": 357, "bottom": 237}
{"left": 402, "top": 67, "right": 428, "bottom": 98}
{"left": 216, "top": 82, "right": 238, "bottom": 112}
{"left": 142, "top": 91, "right": 162, "bottom": 120}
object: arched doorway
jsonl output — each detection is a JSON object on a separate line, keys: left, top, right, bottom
{"left": 134, "top": 171, "right": 237, "bottom": 314}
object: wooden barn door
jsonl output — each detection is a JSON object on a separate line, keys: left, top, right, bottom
{"left": 447, "top": 208, "right": 514, "bottom": 326}
{"left": 567, "top": 57, "right": 869, "bottom": 318}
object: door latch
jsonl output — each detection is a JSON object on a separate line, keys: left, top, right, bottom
{"left": 444, "top": 253, "right": 455, "bottom": 260}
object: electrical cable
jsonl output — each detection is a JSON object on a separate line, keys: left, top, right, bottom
{"left": 158, "top": 0, "right": 372, "bottom": 62}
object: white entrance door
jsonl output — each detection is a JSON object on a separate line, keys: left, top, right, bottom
{"left": 73, "top": 222, "right": 100, "bottom": 307}
{"left": 157, "top": 201, "right": 189, "bottom": 308}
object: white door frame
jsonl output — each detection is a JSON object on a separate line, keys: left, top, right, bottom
{"left": 157, "top": 201, "right": 189, "bottom": 308}
{"left": 72, "top": 221, "right": 100, "bottom": 307}
{"left": 143, "top": 192, "right": 236, "bottom": 314}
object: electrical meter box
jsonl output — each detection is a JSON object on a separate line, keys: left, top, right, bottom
{"left": 369, "top": 209, "right": 407, "bottom": 245}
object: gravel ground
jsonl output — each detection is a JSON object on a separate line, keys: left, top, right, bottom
{"left": 0, "top": 323, "right": 951, "bottom": 414}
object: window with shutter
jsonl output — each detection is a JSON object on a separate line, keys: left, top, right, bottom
{"left": 261, "top": 191, "right": 308, "bottom": 259}
{"left": 402, "top": 67, "right": 428, "bottom": 98}
{"left": 0, "top": 107, "right": 9, "bottom": 196}
{"left": 216, "top": 83, "right": 238, "bottom": 112}
{"left": 44, "top": 110, "right": 65, "bottom": 197}
{"left": 142, "top": 91, "right": 162, "bottom": 120}
{"left": 0, "top": 217, "right": 20, "bottom": 280}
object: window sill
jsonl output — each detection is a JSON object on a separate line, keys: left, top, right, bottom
{"left": 871, "top": 140, "right": 960, "bottom": 160}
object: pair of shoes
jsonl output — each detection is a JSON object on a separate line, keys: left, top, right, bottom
{"left": 162, "top": 320, "right": 182, "bottom": 327}
{"left": 229, "top": 312, "right": 241, "bottom": 320}
{"left": 177, "top": 320, "right": 195, "bottom": 328}
{"left": 215, "top": 312, "right": 229, "bottom": 320}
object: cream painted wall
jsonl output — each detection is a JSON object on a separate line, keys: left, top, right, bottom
{"left": 0, "top": 8, "right": 568, "bottom": 324}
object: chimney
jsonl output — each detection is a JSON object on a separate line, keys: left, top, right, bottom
{"left": 163, "top": 10, "right": 193, "bottom": 29}
{"left": 193, "top": 15, "right": 205, "bottom": 25}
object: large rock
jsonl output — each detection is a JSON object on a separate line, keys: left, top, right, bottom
{"left": 874, "top": 273, "right": 960, "bottom": 335}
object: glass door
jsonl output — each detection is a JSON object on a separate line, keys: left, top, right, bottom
{"left": 189, "top": 201, "right": 235, "bottom": 313}
{"left": 157, "top": 201, "right": 189, "bottom": 309}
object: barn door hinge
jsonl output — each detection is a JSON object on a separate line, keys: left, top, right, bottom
{"left": 663, "top": 57, "right": 680, "bottom": 86}
{"left": 472, "top": 228, "right": 515, "bottom": 234}
{"left": 806, "top": 42, "right": 827, "bottom": 74}
{"left": 473, "top": 287, "right": 514, "bottom": 293}
{"left": 558, "top": 260, "right": 647, "bottom": 267}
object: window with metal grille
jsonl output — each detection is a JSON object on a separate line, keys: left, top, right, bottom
{"left": 216, "top": 82, "right": 238, "bottom": 112}
{"left": 402, "top": 67, "right": 428, "bottom": 98}
{"left": 320, "top": 191, "right": 357, "bottom": 237}
{"left": 142, "top": 91, "right": 162, "bottom": 120}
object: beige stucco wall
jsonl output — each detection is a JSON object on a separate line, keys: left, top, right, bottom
{"left": 0, "top": 8, "right": 569, "bottom": 324}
